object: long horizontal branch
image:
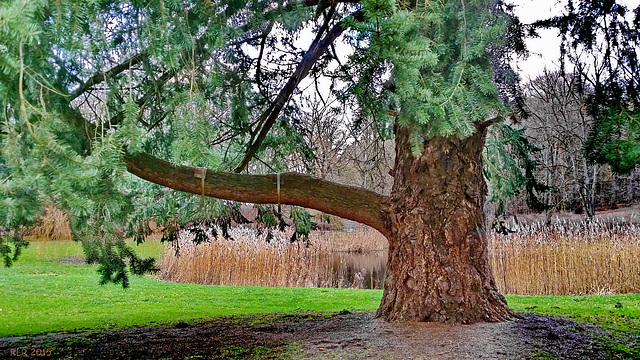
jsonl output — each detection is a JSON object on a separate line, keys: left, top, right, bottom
{"left": 125, "top": 152, "right": 392, "bottom": 237}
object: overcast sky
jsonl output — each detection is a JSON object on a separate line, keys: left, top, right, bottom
{"left": 511, "top": 0, "right": 640, "bottom": 80}
{"left": 510, "top": 0, "right": 563, "bottom": 80}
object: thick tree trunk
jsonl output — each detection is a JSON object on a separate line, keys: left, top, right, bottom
{"left": 376, "top": 126, "right": 513, "bottom": 323}
{"left": 124, "top": 126, "right": 513, "bottom": 324}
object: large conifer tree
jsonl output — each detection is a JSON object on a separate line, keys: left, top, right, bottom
{"left": 0, "top": 0, "right": 524, "bottom": 323}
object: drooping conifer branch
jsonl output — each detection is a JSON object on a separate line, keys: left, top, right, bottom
{"left": 125, "top": 152, "right": 392, "bottom": 237}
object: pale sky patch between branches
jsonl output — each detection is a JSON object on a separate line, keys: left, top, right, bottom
{"left": 289, "top": 0, "right": 640, "bottom": 102}
{"left": 512, "top": 0, "right": 640, "bottom": 80}
{"left": 512, "top": 0, "right": 564, "bottom": 79}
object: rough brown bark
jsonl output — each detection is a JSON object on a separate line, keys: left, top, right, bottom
{"left": 54, "top": 0, "right": 511, "bottom": 325}
{"left": 376, "top": 125, "right": 513, "bottom": 323}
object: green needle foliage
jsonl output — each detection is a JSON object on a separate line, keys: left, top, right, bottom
{"left": 484, "top": 123, "right": 552, "bottom": 215}
{"left": 0, "top": 0, "right": 523, "bottom": 286}
{"left": 343, "top": 0, "right": 517, "bottom": 153}
{"left": 585, "top": 105, "right": 640, "bottom": 174}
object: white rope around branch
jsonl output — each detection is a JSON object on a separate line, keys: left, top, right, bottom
{"left": 277, "top": 172, "right": 281, "bottom": 214}
{"left": 194, "top": 167, "right": 207, "bottom": 216}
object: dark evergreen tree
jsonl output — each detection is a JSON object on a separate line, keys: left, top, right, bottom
{"left": 0, "top": 0, "right": 533, "bottom": 323}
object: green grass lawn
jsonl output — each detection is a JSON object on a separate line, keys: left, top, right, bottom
{"left": 505, "top": 294, "right": 640, "bottom": 333}
{"left": 1, "top": 240, "right": 639, "bottom": 337}
{"left": 0, "top": 241, "right": 381, "bottom": 336}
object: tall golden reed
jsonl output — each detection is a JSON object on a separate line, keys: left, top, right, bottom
{"left": 158, "top": 227, "right": 387, "bottom": 289}
{"left": 23, "top": 206, "right": 73, "bottom": 241}
{"left": 159, "top": 218, "right": 640, "bottom": 295}
{"left": 489, "top": 219, "right": 640, "bottom": 295}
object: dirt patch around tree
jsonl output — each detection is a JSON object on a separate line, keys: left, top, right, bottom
{"left": 1, "top": 313, "right": 637, "bottom": 359}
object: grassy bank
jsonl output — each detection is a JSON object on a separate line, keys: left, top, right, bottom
{"left": 506, "top": 294, "right": 640, "bottom": 333}
{"left": 1, "top": 240, "right": 639, "bottom": 337}
{"left": 0, "top": 241, "right": 381, "bottom": 336}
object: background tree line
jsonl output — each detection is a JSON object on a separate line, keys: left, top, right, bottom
{"left": 497, "top": 69, "right": 640, "bottom": 220}
{"left": 274, "top": 67, "right": 640, "bottom": 222}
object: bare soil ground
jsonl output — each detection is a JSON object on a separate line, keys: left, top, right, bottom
{"left": 1, "top": 312, "right": 637, "bottom": 360}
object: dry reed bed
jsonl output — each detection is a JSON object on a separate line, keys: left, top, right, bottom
{"left": 159, "top": 218, "right": 640, "bottom": 295}
{"left": 23, "top": 206, "right": 73, "bottom": 241}
{"left": 489, "top": 219, "right": 640, "bottom": 295}
{"left": 158, "top": 227, "right": 387, "bottom": 289}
